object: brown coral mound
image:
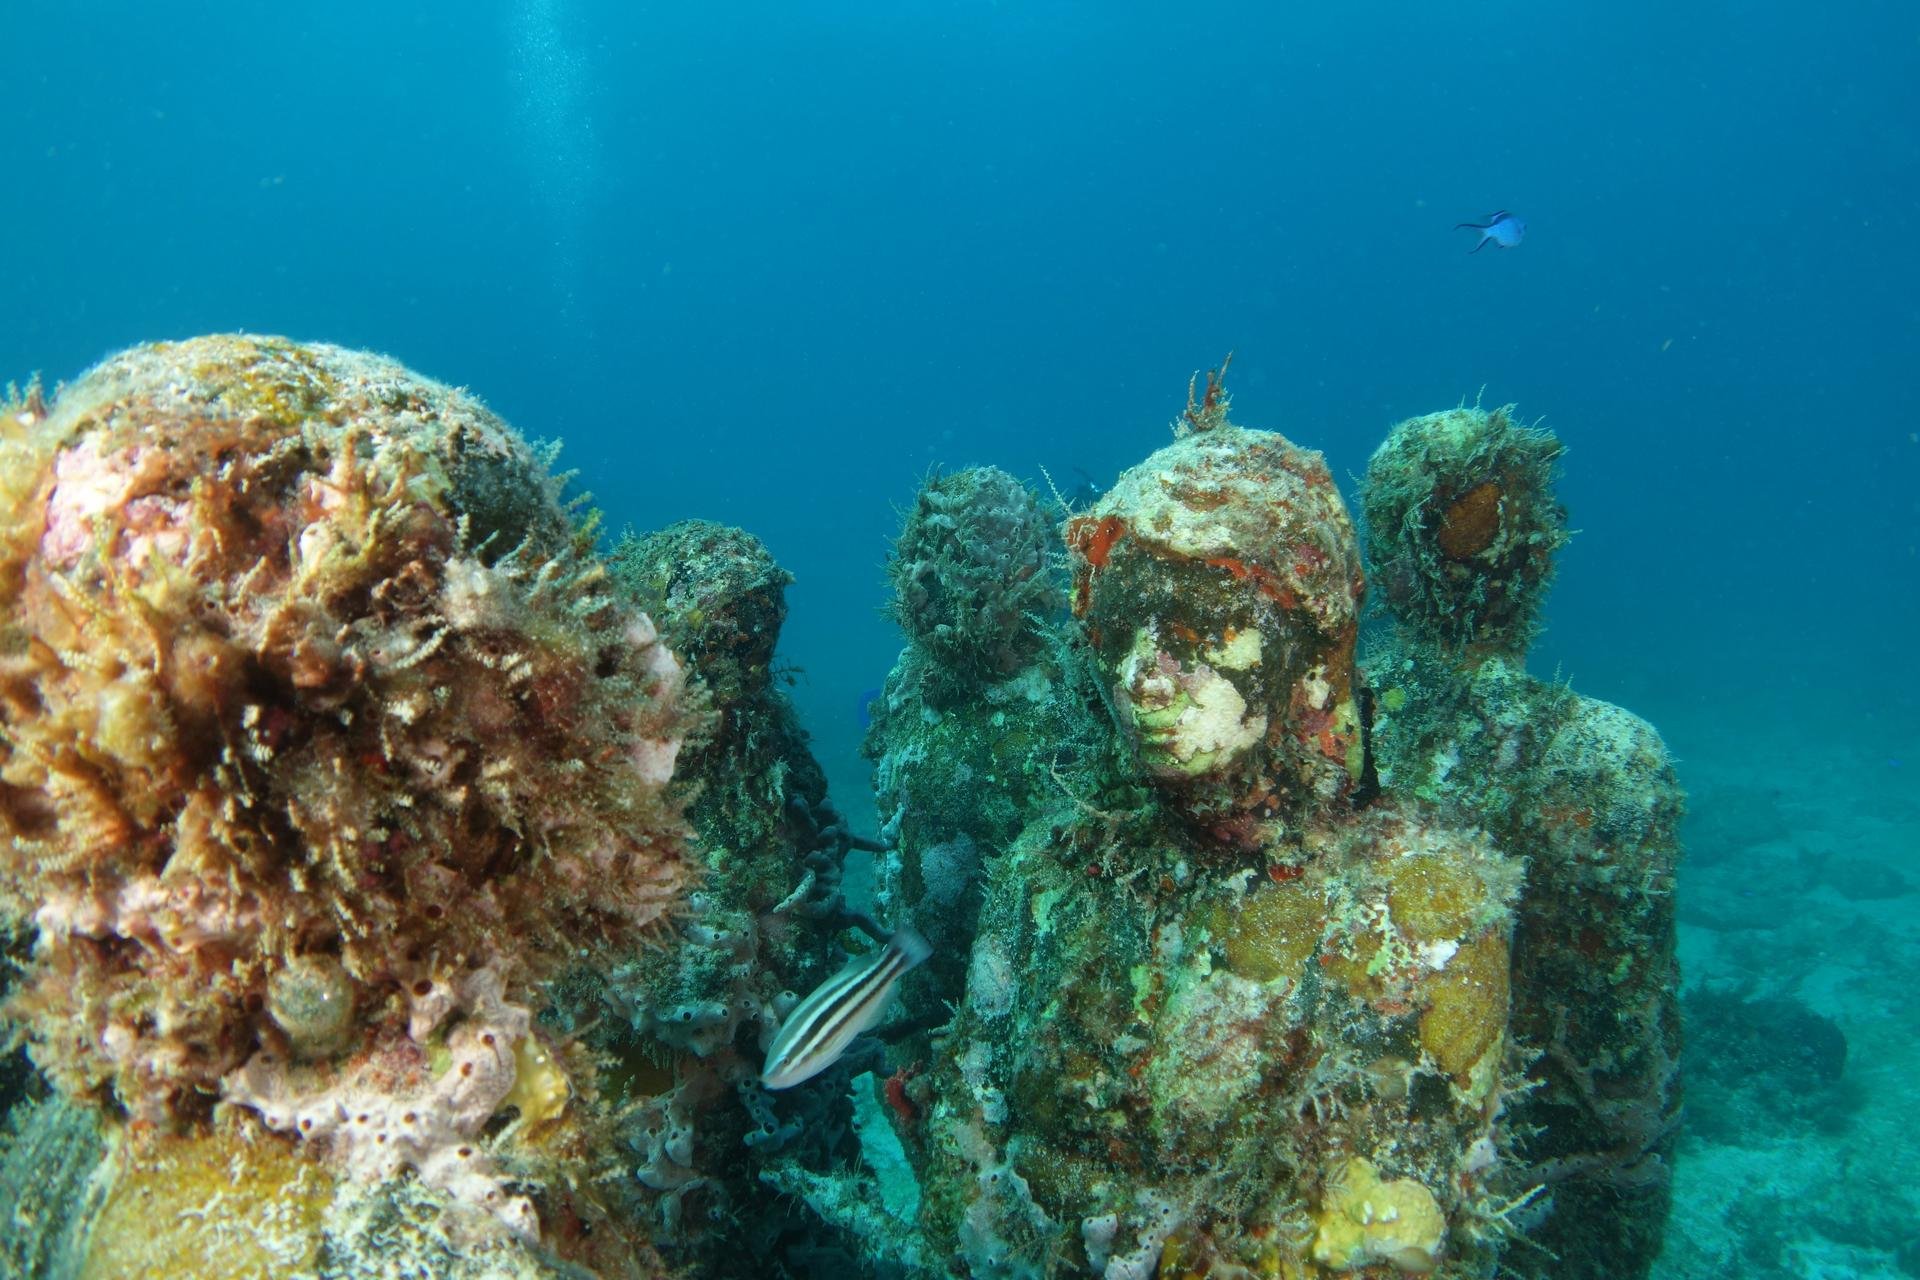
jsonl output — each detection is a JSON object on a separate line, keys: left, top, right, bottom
{"left": 0, "top": 336, "right": 698, "bottom": 1125}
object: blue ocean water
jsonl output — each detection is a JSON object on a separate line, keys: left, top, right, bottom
{"left": 2, "top": 1, "right": 1915, "bottom": 1275}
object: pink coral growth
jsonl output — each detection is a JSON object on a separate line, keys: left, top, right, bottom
{"left": 224, "top": 968, "right": 542, "bottom": 1242}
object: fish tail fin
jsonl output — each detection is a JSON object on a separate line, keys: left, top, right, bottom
{"left": 890, "top": 926, "right": 933, "bottom": 971}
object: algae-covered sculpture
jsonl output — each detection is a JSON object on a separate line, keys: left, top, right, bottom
{"left": 592, "top": 518, "right": 904, "bottom": 1276}
{"left": 889, "top": 464, "right": 1066, "bottom": 704}
{"left": 860, "top": 369, "right": 1548, "bottom": 1279}
{"left": 1361, "top": 404, "right": 1567, "bottom": 657}
{"left": 0, "top": 335, "right": 700, "bottom": 1273}
{"left": 851, "top": 368, "right": 1682, "bottom": 1280}
{"left": 865, "top": 465, "right": 1089, "bottom": 1045}
{"left": 1359, "top": 405, "right": 1683, "bottom": 1280}
{"left": 0, "top": 338, "right": 1683, "bottom": 1280}
{"left": 0, "top": 336, "right": 923, "bottom": 1280}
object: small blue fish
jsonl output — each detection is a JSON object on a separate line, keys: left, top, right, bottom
{"left": 1455, "top": 210, "right": 1526, "bottom": 254}
{"left": 762, "top": 928, "right": 931, "bottom": 1089}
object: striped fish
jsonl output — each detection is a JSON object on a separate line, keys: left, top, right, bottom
{"left": 761, "top": 928, "right": 932, "bottom": 1090}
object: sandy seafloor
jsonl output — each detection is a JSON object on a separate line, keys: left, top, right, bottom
{"left": 1648, "top": 695, "right": 1919, "bottom": 1279}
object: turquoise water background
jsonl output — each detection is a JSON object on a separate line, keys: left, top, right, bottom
{"left": 2, "top": 2, "right": 1916, "bottom": 1274}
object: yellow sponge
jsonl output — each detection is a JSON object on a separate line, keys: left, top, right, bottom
{"left": 1310, "top": 1156, "right": 1446, "bottom": 1274}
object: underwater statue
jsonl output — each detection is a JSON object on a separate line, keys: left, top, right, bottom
{"left": 0, "top": 337, "right": 884, "bottom": 1278}
{"left": 1360, "top": 405, "right": 1684, "bottom": 1278}
{"left": 0, "top": 337, "right": 1680, "bottom": 1280}
{"left": 0, "top": 335, "right": 702, "bottom": 1274}
{"left": 862, "top": 367, "right": 1681, "bottom": 1278}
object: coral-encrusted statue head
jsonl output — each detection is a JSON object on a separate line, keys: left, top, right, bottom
{"left": 0, "top": 335, "right": 699, "bottom": 1133}
{"left": 1065, "top": 413, "right": 1365, "bottom": 849}
{"left": 887, "top": 465, "right": 1065, "bottom": 693}
{"left": 1361, "top": 404, "right": 1567, "bottom": 657}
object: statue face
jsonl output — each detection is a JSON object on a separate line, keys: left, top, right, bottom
{"left": 1087, "top": 558, "right": 1362, "bottom": 851}
{"left": 1110, "top": 611, "right": 1271, "bottom": 784}
{"left": 1067, "top": 425, "right": 1367, "bottom": 844}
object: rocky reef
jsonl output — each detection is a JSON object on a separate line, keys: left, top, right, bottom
{"left": 0, "top": 341, "right": 1682, "bottom": 1280}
